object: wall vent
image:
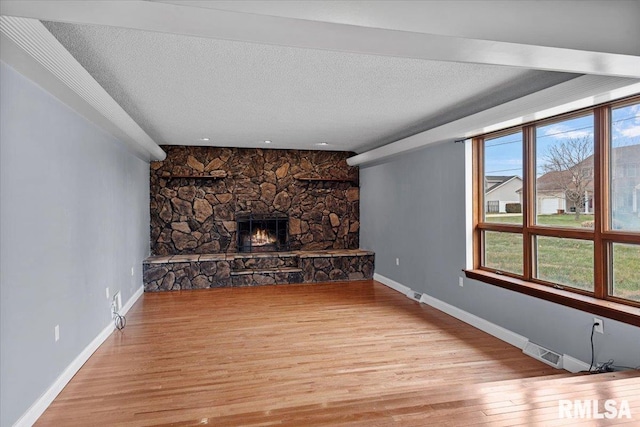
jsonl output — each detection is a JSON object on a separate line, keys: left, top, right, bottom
{"left": 523, "top": 341, "right": 563, "bottom": 369}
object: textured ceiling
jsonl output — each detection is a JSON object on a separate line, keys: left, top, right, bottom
{"left": 43, "top": 21, "right": 574, "bottom": 153}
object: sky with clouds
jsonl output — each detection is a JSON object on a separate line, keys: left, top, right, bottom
{"left": 484, "top": 102, "right": 640, "bottom": 179}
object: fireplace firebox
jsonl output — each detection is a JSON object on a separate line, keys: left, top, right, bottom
{"left": 236, "top": 213, "right": 289, "bottom": 253}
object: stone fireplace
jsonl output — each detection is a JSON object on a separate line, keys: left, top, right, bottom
{"left": 237, "top": 213, "right": 289, "bottom": 253}
{"left": 144, "top": 146, "right": 374, "bottom": 291}
{"left": 149, "top": 146, "right": 360, "bottom": 255}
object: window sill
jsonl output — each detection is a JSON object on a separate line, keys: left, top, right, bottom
{"left": 464, "top": 269, "right": 640, "bottom": 327}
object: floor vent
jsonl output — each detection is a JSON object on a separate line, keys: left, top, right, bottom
{"left": 407, "top": 291, "right": 422, "bottom": 302}
{"left": 523, "top": 341, "right": 563, "bottom": 369}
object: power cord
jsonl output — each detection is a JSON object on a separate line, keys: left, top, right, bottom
{"left": 112, "top": 301, "right": 126, "bottom": 331}
{"left": 594, "top": 359, "right": 615, "bottom": 373}
{"left": 588, "top": 321, "right": 639, "bottom": 373}
{"left": 114, "top": 312, "right": 126, "bottom": 330}
{"left": 593, "top": 359, "right": 640, "bottom": 373}
{"left": 589, "top": 322, "right": 597, "bottom": 373}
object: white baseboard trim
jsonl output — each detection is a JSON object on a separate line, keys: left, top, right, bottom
{"left": 121, "top": 285, "right": 144, "bottom": 316}
{"left": 418, "top": 291, "right": 529, "bottom": 350}
{"left": 374, "top": 273, "right": 527, "bottom": 349}
{"left": 14, "top": 285, "right": 144, "bottom": 427}
{"left": 562, "top": 354, "right": 591, "bottom": 373}
{"left": 374, "top": 273, "right": 588, "bottom": 372}
{"left": 373, "top": 273, "right": 411, "bottom": 296}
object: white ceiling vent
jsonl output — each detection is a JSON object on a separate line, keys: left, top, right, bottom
{"left": 523, "top": 341, "right": 563, "bottom": 369}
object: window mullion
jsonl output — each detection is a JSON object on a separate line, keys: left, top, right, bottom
{"left": 522, "top": 125, "right": 535, "bottom": 281}
{"left": 473, "top": 138, "right": 483, "bottom": 269}
{"left": 593, "top": 106, "right": 608, "bottom": 299}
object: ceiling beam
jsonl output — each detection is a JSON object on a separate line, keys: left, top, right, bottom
{"left": 159, "top": 1, "right": 640, "bottom": 56}
{"left": 347, "top": 76, "right": 640, "bottom": 167}
{"left": 1, "top": 0, "right": 639, "bottom": 78}
{"left": 0, "top": 16, "right": 166, "bottom": 162}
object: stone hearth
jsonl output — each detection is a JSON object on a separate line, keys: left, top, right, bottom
{"left": 143, "top": 249, "right": 374, "bottom": 291}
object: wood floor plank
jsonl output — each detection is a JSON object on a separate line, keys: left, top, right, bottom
{"left": 34, "top": 281, "right": 639, "bottom": 426}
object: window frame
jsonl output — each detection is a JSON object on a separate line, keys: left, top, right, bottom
{"left": 466, "top": 95, "right": 640, "bottom": 327}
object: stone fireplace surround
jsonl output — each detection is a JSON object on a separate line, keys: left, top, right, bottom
{"left": 150, "top": 146, "right": 360, "bottom": 255}
{"left": 145, "top": 146, "right": 374, "bottom": 290}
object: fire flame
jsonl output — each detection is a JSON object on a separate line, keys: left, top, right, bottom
{"left": 251, "top": 228, "right": 276, "bottom": 246}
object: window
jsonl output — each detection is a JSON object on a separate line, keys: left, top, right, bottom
{"left": 611, "top": 243, "right": 640, "bottom": 302}
{"left": 483, "top": 132, "right": 523, "bottom": 224}
{"left": 611, "top": 103, "right": 640, "bottom": 230}
{"left": 535, "top": 115, "right": 594, "bottom": 227}
{"left": 468, "top": 96, "right": 640, "bottom": 326}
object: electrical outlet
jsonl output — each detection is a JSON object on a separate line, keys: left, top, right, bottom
{"left": 459, "top": 277, "right": 464, "bottom": 287}
{"left": 54, "top": 325, "right": 60, "bottom": 342}
{"left": 105, "top": 287, "right": 110, "bottom": 299}
{"left": 396, "top": 258, "right": 399, "bottom": 266}
{"left": 113, "top": 292, "right": 122, "bottom": 313}
{"left": 593, "top": 318, "right": 604, "bottom": 334}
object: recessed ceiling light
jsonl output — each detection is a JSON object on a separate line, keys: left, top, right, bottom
{"left": 264, "top": 140, "right": 272, "bottom": 144}
{"left": 317, "top": 142, "right": 328, "bottom": 146}
{"left": 199, "top": 137, "right": 210, "bottom": 141}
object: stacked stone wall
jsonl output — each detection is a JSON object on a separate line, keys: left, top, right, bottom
{"left": 150, "top": 147, "right": 359, "bottom": 255}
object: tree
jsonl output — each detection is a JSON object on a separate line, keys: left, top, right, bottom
{"left": 542, "top": 136, "right": 593, "bottom": 220}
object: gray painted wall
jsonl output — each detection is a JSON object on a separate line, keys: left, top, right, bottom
{"left": 360, "top": 141, "right": 640, "bottom": 370}
{"left": 0, "top": 62, "right": 150, "bottom": 426}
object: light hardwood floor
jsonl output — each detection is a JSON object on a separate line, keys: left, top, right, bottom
{"left": 36, "top": 280, "right": 639, "bottom": 426}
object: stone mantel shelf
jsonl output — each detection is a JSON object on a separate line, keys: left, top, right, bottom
{"left": 164, "top": 172, "right": 227, "bottom": 180}
{"left": 144, "top": 249, "right": 375, "bottom": 264}
{"left": 294, "top": 177, "right": 357, "bottom": 183}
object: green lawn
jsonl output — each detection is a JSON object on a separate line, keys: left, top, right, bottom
{"left": 486, "top": 213, "right": 595, "bottom": 227}
{"left": 612, "top": 243, "right": 640, "bottom": 301}
{"left": 483, "top": 214, "right": 640, "bottom": 302}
